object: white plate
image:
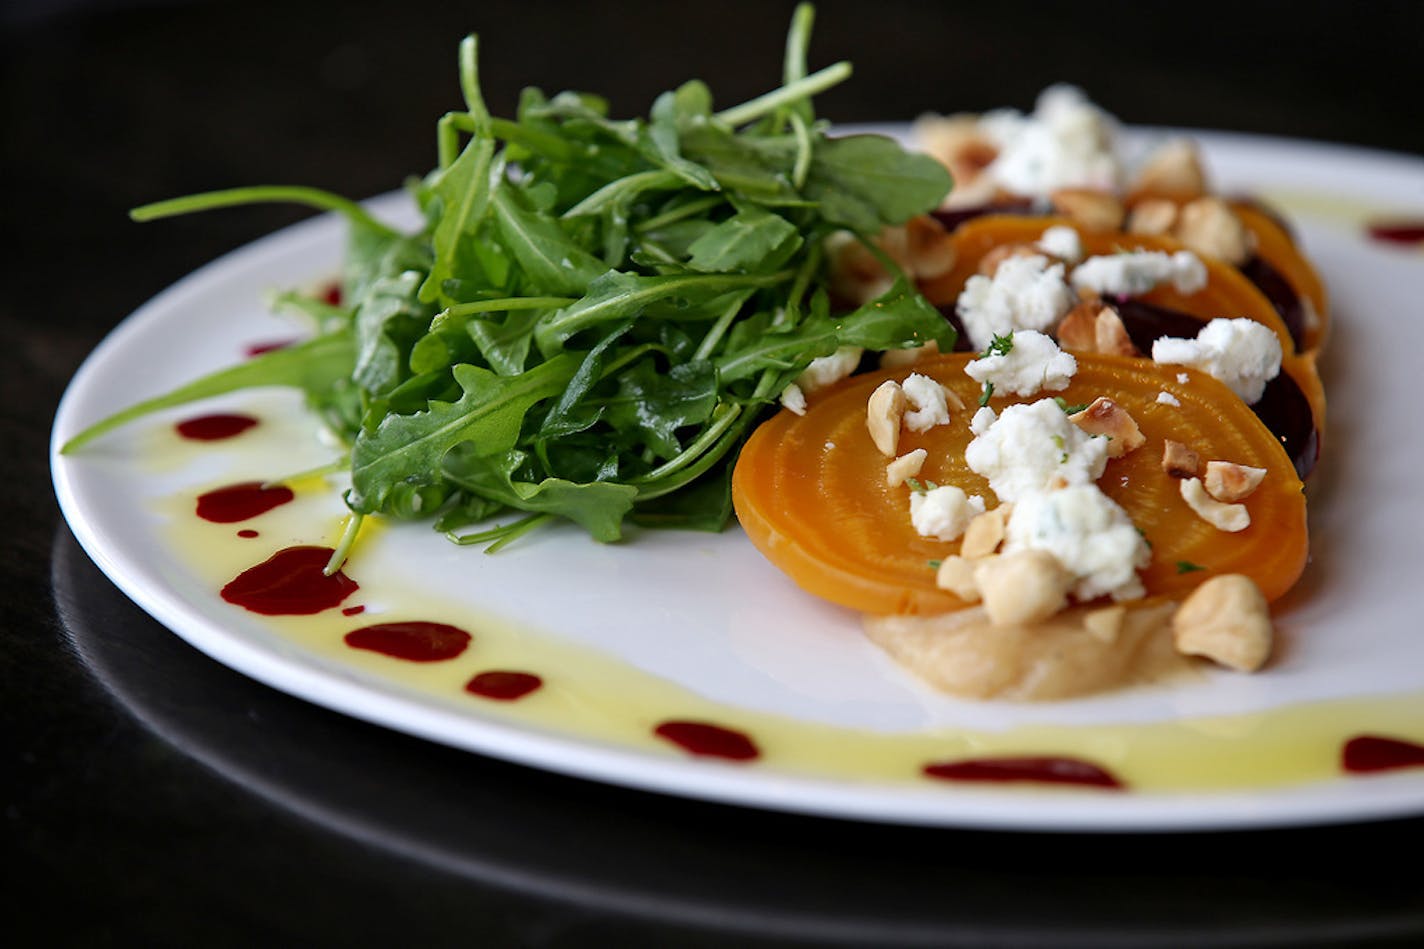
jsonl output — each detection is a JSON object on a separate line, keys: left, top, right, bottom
{"left": 52, "top": 129, "right": 1424, "bottom": 831}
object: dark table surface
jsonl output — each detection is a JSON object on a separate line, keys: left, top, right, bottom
{"left": 6, "top": 2, "right": 1424, "bottom": 946}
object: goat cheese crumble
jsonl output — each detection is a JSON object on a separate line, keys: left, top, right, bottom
{"left": 1036, "top": 225, "right": 1084, "bottom": 264}
{"left": 1070, "top": 249, "right": 1208, "bottom": 297}
{"left": 1151, "top": 318, "right": 1282, "bottom": 403}
{"left": 797, "top": 345, "right": 863, "bottom": 394}
{"left": 963, "top": 330, "right": 1077, "bottom": 397}
{"left": 901, "top": 372, "right": 952, "bottom": 432}
{"left": 1004, "top": 485, "right": 1151, "bottom": 602}
{"left": 956, "top": 254, "right": 1076, "bottom": 352}
{"left": 977, "top": 85, "right": 1123, "bottom": 198}
{"left": 910, "top": 485, "right": 986, "bottom": 542}
{"left": 964, "top": 399, "right": 1109, "bottom": 503}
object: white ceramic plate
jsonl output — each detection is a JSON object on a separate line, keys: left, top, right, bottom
{"left": 52, "top": 130, "right": 1424, "bottom": 831}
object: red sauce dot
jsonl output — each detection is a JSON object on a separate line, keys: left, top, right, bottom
{"left": 221, "top": 546, "right": 357, "bottom": 615}
{"left": 321, "top": 283, "right": 344, "bottom": 306}
{"left": 654, "top": 720, "right": 759, "bottom": 761}
{"left": 1342, "top": 735, "right": 1424, "bottom": 774}
{"left": 196, "top": 481, "right": 294, "bottom": 523}
{"left": 465, "top": 670, "right": 542, "bottom": 701}
{"left": 341, "top": 605, "right": 366, "bottom": 616}
{"left": 244, "top": 338, "right": 298, "bottom": 357}
{"left": 176, "top": 413, "right": 258, "bottom": 442}
{"left": 1366, "top": 220, "right": 1424, "bottom": 245}
{"left": 345, "top": 621, "right": 470, "bottom": 662}
{"left": 923, "top": 756, "right": 1124, "bottom": 790}
{"left": 237, "top": 529, "right": 259, "bottom": 538}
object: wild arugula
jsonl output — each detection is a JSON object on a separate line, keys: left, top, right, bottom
{"left": 64, "top": 4, "right": 954, "bottom": 552}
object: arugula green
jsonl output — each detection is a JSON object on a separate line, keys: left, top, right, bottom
{"left": 62, "top": 4, "right": 955, "bottom": 552}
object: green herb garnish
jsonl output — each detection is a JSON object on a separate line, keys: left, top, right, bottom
{"left": 978, "top": 382, "right": 995, "bottom": 406}
{"left": 1176, "top": 560, "right": 1206, "bottom": 574}
{"left": 1053, "top": 396, "right": 1088, "bottom": 414}
{"left": 61, "top": 5, "right": 955, "bottom": 555}
{"left": 976, "top": 332, "right": 1014, "bottom": 359}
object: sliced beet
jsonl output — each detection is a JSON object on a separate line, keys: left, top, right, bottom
{"left": 930, "top": 199, "right": 1035, "bottom": 233}
{"left": 1238, "top": 256, "right": 1307, "bottom": 351}
{"left": 1109, "top": 298, "right": 1318, "bottom": 478}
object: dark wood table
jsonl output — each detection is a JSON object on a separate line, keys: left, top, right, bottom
{"left": 7, "top": 2, "right": 1423, "bottom": 945}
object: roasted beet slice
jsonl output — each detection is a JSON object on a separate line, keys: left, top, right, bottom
{"left": 930, "top": 199, "right": 1035, "bottom": 233}
{"left": 1238, "top": 255, "right": 1307, "bottom": 351}
{"left": 1109, "top": 298, "right": 1318, "bottom": 478}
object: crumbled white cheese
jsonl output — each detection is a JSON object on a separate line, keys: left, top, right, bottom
{"left": 1070, "top": 250, "right": 1208, "bottom": 297}
{"left": 978, "top": 85, "right": 1123, "bottom": 198}
{"left": 955, "top": 254, "right": 1077, "bottom": 352}
{"left": 1176, "top": 372, "right": 1190, "bottom": 384}
{"left": 1156, "top": 391, "right": 1181, "bottom": 407}
{"left": 970, "top": 406, "right": 997, "bottom": 435}
{"left": 1151, "top": 318, "right": 1282, "bottom": 404}
{"left": 910, "top": 485, "right": 986, "bottom": 542}
{"left": 963, "top": 330, "right": 1077, "bottom": 398}
{"left": 901, "top": 372, "right": 952, "bottom": 432}
{"left": 1004, "top": 484, "right": 1151, "bottom": 602}
{"left": 824, "top": 441, "right": 836, "bottom": 450}
{"left": 1037, "top": 225, "right": 1083, "bottom": 265}
{"left": 964, "top": 399, "right": 1110, "bottom": 503}
{"left": 779, "top": 383, "right": 807, "bottom": 415}
{"left": 797, "top": 345, "right": 863, "bottom": 394}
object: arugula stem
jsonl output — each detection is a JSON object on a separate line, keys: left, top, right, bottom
{"left": 458, "top": 35, "right": 490, "bottom": 130}
{"left": 484, "top": 513, "right": 554, "bottom": 553}
{"left": 692, "top": 291, "right": 753, "bottom": 361}
{"left": 445, "top": 512, "right": 552, "bottom": 551}
{"left": 783, "top": 3, "right": 814, "bottom": 87}
{"left": 633, "top": 402, "right": 741, "bottom": 487}
{"left": 789, "top": 111, "right": 813, "bottom": 188}
{"left": 261, "top": 458, "right": 347, "bottom": 489}
{"left": 131, "top": 186, "right": 401, "bottom": 240}
{"left": 714, "top": 60, "right": 851, "bottom": 128}
{"left": 324, "top": 513, "right": 365, "bottom": 575}
{"left": 562, "top": 169, "right": 680, "bottom": 219}
{"left": 635, "top": 195, "right": 725, "bottom": 233}
{"left": 433, "top": 296, "right": 576, "bottom": 327}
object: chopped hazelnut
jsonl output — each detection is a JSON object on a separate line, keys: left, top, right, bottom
{"left": 1174, "top": 198, "right": 1254, "bottom": 266}
{"left": 1131, "top": 140, "right": 1208, "bottom": 201}
{"left": 1180, "top": 477, "right": 1250, "bottom": 532}
{"left": 961, "top": 503, "right": 1013, "bottom": 559}
{"left": 940, "top": 382, "right": 967, "bottom": 412}
{"left": 1126, "top": 198, "right": 1179, "bottom": 236}
{"left": 904, "top": 214, "right": 957, "bottom": 279}
{"left": 1093, "top": 307, "right": 1139, "bottom": 358}
{"left": 1069, "top": 397, "right": 1146, "bottom": 458}
{"left": 1172, "top": 574, "right": 1273, "bottom": 672}
{"left": 1049, "top": 188, "right": 1125, "bottom": 232}
{"left": 1162, "top": 440, "right": 1202, "bottom": 479}
{"left": 1083, "top": 604, "right": 1126, "bottom": 644}
{"left": 935, "top": 555, "right": 982, "bottom": 602}
{"left": 1056, "top": 299, "right": 1110, "bottom": 352}
{"left": 885, "top": 449, "right": 928, "bottom": 487}
{"left": 1203, "top": 460, "right": 1267, "bottom": 502}
{"left": 974, "top": 550, "right": 1073, "bottom": 626}
{"left": 880, "top": 339, "right": 941, "bottom": 370}
{"left": 866, "top": 380, "right": 906, "bottom": 457}
{"left": 914, "top": 114, "right": 999, "bottom": 201}
{"left": 977, "top": 242, "right": 1043, "bottom": 277}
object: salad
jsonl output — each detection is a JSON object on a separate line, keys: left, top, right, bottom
{"left": 62, "top": 3, "right": 953, "bottom": 566}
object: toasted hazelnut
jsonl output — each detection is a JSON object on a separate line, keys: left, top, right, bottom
{"left": 1180, "top": 477, "right": 1250, "bottom": 532}
{"left": 866, "top": 380, "right": 906, "bottom": 457}
{"left": 880, "top": 338, "right": 941, "bottom": 370}
{"left": 1093, "top": 307, "right": 1140, "bottom": 358}
{"left": 886, "top": 448, "right": 928, "bottom": 487}
{"left": 1131, "top": 140, "right": 1208, "bottom": 201}
{"left": 975, "top": 550, "right": 1073, "bottom": 626}
{"left": 827, "top": 232, "right": 893, "bottom": 305}
{"left": 1203, "top": 460, "right": 1267, "bottom": 502}
{"left": 1172, "top": 574, "right": 1272, "bottom": 672}
{"left": 1069, "top": 397, "right": 1145, "bottom": 458}
{"left": 940, "top": 382, "right": 967, "bottom": 412}
{"left": 915, "top": 114, "right": 1000, "bottom": 205}
{"left": 904, "top": 214, "right": 957, "bottom": 279}
{"left": 978, "top": 242, "right": 1042, "bottom": 277}
{"left": 1083, "top": 604, "right": 1127, "bottom": 644}
{"left": 935, "top": 555, "right": 982, "bottom": 602}
{"left": 960, "top": 503, "right": 1013, "bottom": 559}
{"left": 1175, "top": 198, "right": 1254, "bottom": 266}
{"left": 1050, "top": 188, "right": 1125, "bottom": 232}
{"left": 1162, "top": 440, "right": 1202, "bottom": 479}
{"left": 1056, "top": 299, "right": 1110, "bottom": 352}
{"left": 1126, "top": 198, "right": 1179, "bottom": 236}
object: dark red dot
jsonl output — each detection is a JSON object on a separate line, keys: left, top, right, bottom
{"left": 176, "top": 413, "right": 258, "bottom": 442}
{"left": 923, "top": 755, "right": 1123, "bottom": 789}
{"left": 221, "top": 546, "right": 357, "bottom": 616}
{"left": 237, "top": 529, "right": 259, "bottom": 538}
{"left": 654, "top": 720, "right": 759, "bottom": 761}
{"left": 1366, "top": 220, "right": 1424, "bottom": 246}
{"left": 244, "top": 338, "right": 298, "bottom": 357}
{"left": 341, "top": 605, "right": 366, "bottom": 616}
{"left": 465, "top": 671, "right": 542, "bottom": 701}
{"left": 1342, "top": 735, "right": 1424, "bottom": 774}
{"left": 345, "top": 621, "right": 471, "bottom": 662}
{"left": 196, "top": 481, "right": 294, "bottom": 523}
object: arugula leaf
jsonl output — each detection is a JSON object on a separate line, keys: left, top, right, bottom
{"left": 803, "top": 134, "right": 952, "bottom": 231}
{"left": 443, "top": 447, "right": 637, "bottom": 542}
